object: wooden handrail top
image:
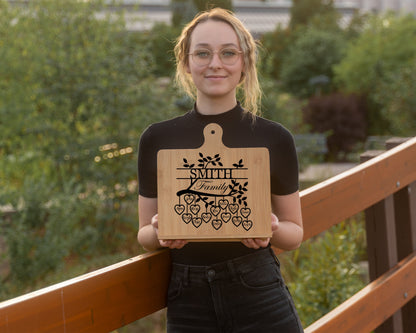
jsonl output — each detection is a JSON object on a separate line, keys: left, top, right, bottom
{"left": 0, "top": 250, "right": 171, "bottom": 333}
{"left": 301, "top": 136, "right": 416, "bottom": 240}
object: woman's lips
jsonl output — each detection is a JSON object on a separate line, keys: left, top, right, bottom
{"left": 205, "top": 75, "right": 226, "bottom": 80}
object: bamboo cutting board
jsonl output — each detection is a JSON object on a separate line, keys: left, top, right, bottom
{"left": 157, "top": 123, "right": 271, "bottom": 241}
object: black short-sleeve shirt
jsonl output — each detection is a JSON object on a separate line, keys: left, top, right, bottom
{"left": 138, "top": 103, "right": 299, "bottom": 265}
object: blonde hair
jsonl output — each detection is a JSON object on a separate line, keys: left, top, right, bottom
{"left": 174, "top": 8, "right": 261, "bottom": 115}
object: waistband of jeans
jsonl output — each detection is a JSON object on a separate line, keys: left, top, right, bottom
{"left": 171, "top": 246, "right": 279, "bottom": 277}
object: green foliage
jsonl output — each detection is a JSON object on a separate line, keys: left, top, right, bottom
{"left": 260, "top": 79, "right": 306, "bottom": 132}
{"left": 290, "top": 0, "right": 339, "bottom": 30}
{"left": 141, "top": 23, "right": 182, "bottom": 77}
{"left": 374, "top": 60, "right": 416, "bottom": 136}
{"left": 334, "top": 13, "right": 416, "bottom": 94}
{"left": 5, "top": 178, "right": 98, "bottom": 285}
{"left": 259, "top": 26, "right": 293, "bottom": 80}
{"left": 0, "top": 0, "right": 181, "bottom": 196}
{"left": 334, "top": 13, "right": 416, "bottom": 135}
{"left": 171, "top": 0, "right": 233, "bottom": 27}
{"left": 283, "top": 220, "right": 366, "bottom": 327}
{"left": 193, "top": 0, "right": 232, "bottom": 11}
{"left": 280, "top": 28, "right": 347, "bottom": 98}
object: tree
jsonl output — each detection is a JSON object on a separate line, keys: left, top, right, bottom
{"left": 171, "top": 0, "right": 233, "bottom": 27}
{"left": 0, "top": 0, "right": 181, "bottom": 195}
{"left": 142, "top": 23, "right": 182, "bottom": 77}
{"left": 303, "top": 93, "right": 368, "bottom": 160}
{"left": 334, "top": 13, "right": 416, "bottom": 134}
{"left": 280, "top": 28, "right": 347, "bottom": 98}
{"left": 375, "top": 60, "right": 416, "bottom": 136}
{"left": 290, "top": 0, "right": 339, "bottom": 30}
{"left": 260, "top": 26, "right": 293, "bottom": 80}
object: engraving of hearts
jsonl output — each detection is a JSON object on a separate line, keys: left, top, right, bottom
{"left": 174, "top": 204, "right": 185, "bottom": 215}
{"left": 242, "top": 220, "right": 253, "bottom": 231}
{"left": 190, "top": 204, "right": 200, "bottom": 215}
{"left": 228, "top": 204, "right": 239, "bottom": 214}
{"left": 218, "top": 199, "right": 229, "bottom": 210}
{"left": 182, "top": 213, "right": 192, "bottom": 224}
{"left": 184, "top": 194, "right": 195, "bottom": 204}
{"left": 202, "top": 213, "right": 212, "bottom": 223}
{"left": 212, "top": 219, "right": 222, "bottom": 230}
{"left": 221, "top": 212, "right": 231, "bottom": 223}
{"left": 240, "top": 207, "right": 251, "bottom": 218}
{"left": 232, "top": 216, "right": 242, "bottom": 227}
{"left": 192, "top": 217, "right": 202, "bottom": 228}
{"left": 210, "top": 206, "right": 220, "bottom": 216}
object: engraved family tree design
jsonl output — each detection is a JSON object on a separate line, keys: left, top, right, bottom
{"left": 173, "top": 152, "right": 253, "bottom": 231}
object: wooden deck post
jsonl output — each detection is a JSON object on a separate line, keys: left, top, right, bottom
{"left": 386, "top": 138, "right": 416, "bottom": 333}
{"left": 360, "top": 150, "right": 402, "bottom": 333}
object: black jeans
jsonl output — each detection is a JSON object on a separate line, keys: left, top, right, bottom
{"left": 167, "top": 247, "right": 304, "bottom": 333}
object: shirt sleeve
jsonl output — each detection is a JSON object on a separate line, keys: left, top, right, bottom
{"left": 137, "top": 125, "right": 158, "bottom": 198}
{"left": 270, "top": 126, "right": 299, "bottom": 195}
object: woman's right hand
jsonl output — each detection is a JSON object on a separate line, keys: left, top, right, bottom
{"left": 151, "top": 214, "right": 188, "bottom": 249}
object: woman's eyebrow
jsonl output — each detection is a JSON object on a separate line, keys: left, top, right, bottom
{"left": 194, "top": 42, "right": 239, "bottom": 48}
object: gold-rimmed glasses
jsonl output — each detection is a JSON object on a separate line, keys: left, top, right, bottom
{"left": 188, "top": 48, "right": 243, "bottom": 66}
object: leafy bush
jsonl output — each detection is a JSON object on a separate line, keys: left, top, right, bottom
{"left": 0, "top": 0, "right": 182, "bottom": 196}
{"left": 260, "top": 79, "right": 306, "bottom": 132}
{"left": 302, "top": 93, "right": 368, "bottom": 160}
{"left": 282, "top": 220, "right": 366, "bottom": 327}
{"left": 259, "top": 27, "right": 293, "bottom": 80}
{"left": 280, "top": 28, "right": 347, "bottom": 98}
{"left": 140, "top": 23, "right": 181, "bottom": 77}
{"left": 5, "top": 178, "right": 99, "bottom": 285}
{"left": 289, "top": 0, "right": 339, "bottom": 30}
{"left": 334, "top": 13, "right": 416, "bottom": 94}
{"left": 374, "top": 59, "right": 416, "bottom": 136}
{"left": 334, "top": 13, "right": 416, "bottom": 134}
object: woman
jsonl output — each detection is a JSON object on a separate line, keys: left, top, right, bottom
{"left": 137, "top": 8, "right": 304, "bottom": 332}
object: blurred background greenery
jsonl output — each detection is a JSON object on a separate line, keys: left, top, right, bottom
{"left": 1, "top": 0, "right": 415, "bottom": 330}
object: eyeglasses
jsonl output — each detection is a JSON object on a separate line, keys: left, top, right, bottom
{"left": 188, "top": 48, "right": 243, "bottom": 66}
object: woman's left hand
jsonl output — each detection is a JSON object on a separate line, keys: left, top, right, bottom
{"left": 241, "top": 213, "right": 279, "bottom": 249}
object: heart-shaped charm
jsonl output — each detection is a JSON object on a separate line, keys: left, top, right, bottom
{"left": 202, "top": 212, "right": 212, "bottom": 223}
{"left": 242, "top": 220, "right": 253, "bottom": 231}
{"left": 221, "top": 212, "right": 231, "bottom": 222}
{"left": 232, "top": 216, "right": 242, "bottom": 227}
{"left": 192, "top": 217, "right": 202, "bottom": 228}
{"left": 174, "top": 204, "right": 185, "bottom": 215}
{"left": 210, "top": 206, "right": 220, "bottom": 216}
{"left": 240, "top": 207, "right": 251, "bottom": 218}
{"left": 190, "top": 204, "right": 200, "bottom": 215}
{"left": 218, "top": 199, "right": 229, "bottom": 210}
{"left": 212, "top": 219, "right": 222, "bottom": 230}
{"left": 228, "top": 204, "right": 239, "bottom": 214}
{"left": 184, "top": 194, "right": 195, "bottom": 204}
{"left": 182, "top": 213, "right": 192, "bottom": 224}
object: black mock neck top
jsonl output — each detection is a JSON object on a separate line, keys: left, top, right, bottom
{"left": 137, "top": 103, "right": 298, "bottom": 264}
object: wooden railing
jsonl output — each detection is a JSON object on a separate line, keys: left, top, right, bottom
{"left": 1, "top": 137, "right": 415, "bottom": 333}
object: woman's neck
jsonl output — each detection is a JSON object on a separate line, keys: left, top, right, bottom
{"left": 195, "top": 95, "right": 237, "bottom": 115}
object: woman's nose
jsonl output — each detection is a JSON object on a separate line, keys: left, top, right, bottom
{"left": 209, "top": 52, "right": 222, "bottom": 68}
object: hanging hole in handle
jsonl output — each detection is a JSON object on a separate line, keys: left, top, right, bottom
{"left": 211, "top": 130, "right": 215, "bottom": 134}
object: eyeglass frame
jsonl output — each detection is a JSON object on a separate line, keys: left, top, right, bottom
{"left": 188, "top": 48, "right": 243, "bottom": 66}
